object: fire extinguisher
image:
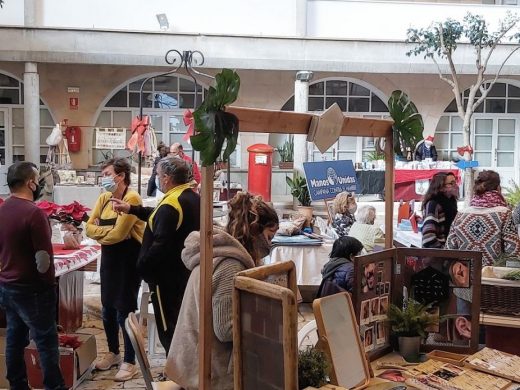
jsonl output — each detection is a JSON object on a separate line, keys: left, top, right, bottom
{"left": 65, "top": 126, "right": 81, "bottom": 152}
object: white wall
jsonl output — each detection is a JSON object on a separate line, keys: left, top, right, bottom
{"left": 2, "top": 0, "right": 517, "bottom": 42}
{"left": 307, "top": 0, "right": 516, "bottom": 40}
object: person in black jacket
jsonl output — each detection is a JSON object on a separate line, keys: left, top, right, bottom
{"left": 316, "top": 236, "right": 364, "bottom": 298}
{"left": 147, "top": 142, "right": 169, "bottom": 197}
{"left": 111, "top": 157, "right": 200, "bottom": 355}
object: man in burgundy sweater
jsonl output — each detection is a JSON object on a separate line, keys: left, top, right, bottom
{"left": 0, "top": 162, "right": 66, "bottom": 390}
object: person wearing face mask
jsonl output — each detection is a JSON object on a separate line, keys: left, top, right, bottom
{"left": 0, "top": 162, "right": 67, "bottom": 390}
{"left": 164, "top": 192, "right": 279, "bottom": 390}
{"left": 421, "top": 172, "right": 459, "bottom": 248}
{"left": 414, "top": 135, "right": 438, "bottom": 161}
{"left": 85, "top": 158, "right": 145, "bottom": 381}
{"left": 111, "top": 157, "right": 200, "bottom": 356}
{"left": 331, "top": 191, "right": 358, "bottom": 237}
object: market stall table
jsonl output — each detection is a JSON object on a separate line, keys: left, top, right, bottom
{"left": 53, "top": 244, "right": 101, "bottom": 332}
{"left": 394, "top": 169, "right": 461, "bottom": 201}
{"left": 268, "top": 241, "right": 333, "bottom": 286}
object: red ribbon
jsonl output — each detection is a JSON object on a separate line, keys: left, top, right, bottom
{"left": 183, "top": 110, "right": 194, "bottom": 142}
{"left": 128, "top": 115, "right": 150, "bottom": 153}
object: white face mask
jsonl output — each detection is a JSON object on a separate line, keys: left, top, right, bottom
{"left": 155, "top": 176, "right": 161, "bottom": 192}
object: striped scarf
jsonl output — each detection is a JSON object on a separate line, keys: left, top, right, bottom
{"left": 470, "top": 190, "right": 507, "bottom": 208}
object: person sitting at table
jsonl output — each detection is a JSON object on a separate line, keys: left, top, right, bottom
{"left": 331, "top": 191, "right": 357, "bottom": 237}
{"left": 316, "top": 236, "right": 364, "bottom": 298}
{"left": 348, "top": 205, "right": 385, "bottom": 252}
{"left": 165, "top": 192, "right": 279, "bottom": 390}
{"left": 421, "top": 172, "right": 458, "bottom": 248}
{"left": 86, "top": 158, "right": 145, "bottom": 381}
{"left": 414, "top": 135, "right": 438, "bottom": 161}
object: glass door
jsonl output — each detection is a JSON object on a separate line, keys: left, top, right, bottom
{"left": 473, "top": 117, "right": 518, "bottom": 185}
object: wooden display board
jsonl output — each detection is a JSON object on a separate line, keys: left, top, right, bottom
{"left": 232, "top": 262, "right": 298, "bottom": 390}
{"left": 352, "top": 248, "right": 483, "bottom": 360}
{"left": 313, "top": 293, "right": 371, "bottom": 389}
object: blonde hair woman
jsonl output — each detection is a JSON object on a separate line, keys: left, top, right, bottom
{"left": 331, "top": 191, "right": 357, "bottom": 237}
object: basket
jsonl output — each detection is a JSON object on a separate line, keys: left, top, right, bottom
{"left": 481, "top": 266, "right": 520, "bottom": 316}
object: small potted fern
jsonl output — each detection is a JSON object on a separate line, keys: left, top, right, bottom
{"left": 387, "top": 298, "right": 438, "bottom": 362}
{"left": 298, "top": 346, "right": 329, "bottom": 390}
{"left": 286, "top": 173, "right": 313, "bottom": 225}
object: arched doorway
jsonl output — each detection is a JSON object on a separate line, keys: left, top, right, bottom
{"left": 435, "top": 81, "right": 520, "bottom": 185}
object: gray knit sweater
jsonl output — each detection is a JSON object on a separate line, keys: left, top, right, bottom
{"left": 165, "top": 228, "right": 255, "bottom": 390}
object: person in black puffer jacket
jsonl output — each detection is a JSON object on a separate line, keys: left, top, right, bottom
{"left": 316, "top": 236, "right": 364, "bottom": 298}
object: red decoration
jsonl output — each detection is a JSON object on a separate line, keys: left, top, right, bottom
{"left": 127, "top": 115, "right": 150, "bottom": 153}
{"left": 58, "top": 334, "right": 82, "bottom": 349}
{"left": 36, "top": 201, "right": 90, "bottom": 226}
{"left": 182, "top": 109, "right": 195, "bottom": 141}
{"left": 457, "top": 145, "right": 474, "bottom": 156}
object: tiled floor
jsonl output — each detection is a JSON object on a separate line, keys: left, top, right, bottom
{"left": 75, "top": 279, "right": 315, "bottom": 389}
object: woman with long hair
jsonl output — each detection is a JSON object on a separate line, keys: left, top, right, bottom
{"left": 165, "top": 192, "right": 279, "bottom": 390}
{"left": 331, "top": 191, "right": 358, "bottom": 237}
{"left": 421, "top": 172, "right": 458, "bottom": 248}
{"left": 446, "top": 170, "right": 520, "bottom": 266}
{"left": 86, "top": 158, "right": 145, "bottom": 381}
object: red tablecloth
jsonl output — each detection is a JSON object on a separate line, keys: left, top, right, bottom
{"left": 394, "top": 169, "right": 461, "bottom": 201}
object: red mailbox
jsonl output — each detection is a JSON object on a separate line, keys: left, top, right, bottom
{"left": 247, "top": 143, "right": 274, "bottom": 201}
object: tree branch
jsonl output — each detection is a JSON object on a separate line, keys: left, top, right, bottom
{"left": 482, "top": 21, "right": 516, "bottom": 70}
{"left": 432, "top": 57, "right": 455, "bottom": 87}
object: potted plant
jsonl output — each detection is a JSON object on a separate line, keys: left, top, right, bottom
{"left": 286, "top": 173, "right": 313, "bottom": 224}
{"left": 298, "top": 346, "right": 329, "bottom": 390}
{"left": 278, "top": 135, "right": 294, "bottom": 169}
{"left": 386, "top": 298, "right": 438, "bottom": 362}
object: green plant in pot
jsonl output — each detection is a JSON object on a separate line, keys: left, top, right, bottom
{"left": 278, "top": 135, "right": 294, "bottom": 169}
{"left": 387, "top": 298, "right": 438, "bottom": 362}
{"left": 286, "top": 173, "right": 313, "bottom": 226}
{"left": 298, "top": 346, "right": 329, "bottom": 390}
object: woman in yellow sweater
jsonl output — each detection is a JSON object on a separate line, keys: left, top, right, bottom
{"left": 86, "top": 158, "right": 145, "bottom": 381}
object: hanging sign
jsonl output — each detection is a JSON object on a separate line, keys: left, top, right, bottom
{"left": 303, "top": 160, "right": 357, "bottom": 201}
{"left": 95, "top": 128, "right": 127, "bottom": 150}
{"left": 69, "top": 97, "right": 79, "bottom": 110}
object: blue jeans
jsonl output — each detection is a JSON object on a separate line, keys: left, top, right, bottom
{"left": 102, "top": 306, "right": 135, "bottom": 364}
{"left": 0, "top": 284, "right": 66, "bottom": 390}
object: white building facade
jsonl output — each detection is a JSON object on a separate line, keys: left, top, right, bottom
{"left": 1, "top": 0, "right": 520, "bottom": 196}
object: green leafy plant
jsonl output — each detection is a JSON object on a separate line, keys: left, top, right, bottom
{"left": 387, "top": 298, "right": 438, "bottom": 338}
{"left": 278, "top": 135, "right": 294, "bottom": 162}
{"left": 365, "top": 150, "right": 385, "bottom": 162}
{"left": 387, "top": 90, "right": 424, "bottom": 158}
{"left": 504, "top": 180, "right": 520, "bottom": 208}
{"left": 286, "top": 174, "right": 311, "bottom": 207}
{"left": 191, "top": 69, "right": 241, "bottom": 166}
{"left": 298, "top": 346, "right": 329, "bottom": 390}
{"left": 503, "top": 270, "right": 520, "bottom": 281}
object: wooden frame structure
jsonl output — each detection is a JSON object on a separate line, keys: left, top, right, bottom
{"left": 232, "top": 262, "right": 298, "bottom": 389}
{"left": 198, "top": 106, "right": 395, "bottom": 389}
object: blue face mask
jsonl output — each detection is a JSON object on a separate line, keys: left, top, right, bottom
{"left": 101, "top": 176, "right": 118, "bottom": 193}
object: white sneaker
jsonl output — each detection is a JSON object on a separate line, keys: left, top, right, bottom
{"left": 114, "top": 362, "right": 139, "bottom": 382}
{"left": 94, "top": 352, "right": 122, "bottom": 371}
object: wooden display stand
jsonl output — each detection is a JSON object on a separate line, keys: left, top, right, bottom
{"left": 198, "top": 105, "right": 395, "bottom": 389}
{"left": 233, "top": 262, "right": 298, "bottom": 389}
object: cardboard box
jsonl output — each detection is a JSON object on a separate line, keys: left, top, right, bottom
{"left": 24, "top": 333, "right": 97, "bottom": 389}
{"left": 0, "top": 328, "right": 9, "bottom": 389}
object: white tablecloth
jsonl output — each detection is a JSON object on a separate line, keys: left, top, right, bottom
{"left": 393, "top": 229, "right": 422, "bottom": 248}
{"left": 268, "top": 242, "right": 333, "bottom": 285}
{"left": 54, "top": 185, "right": 104, "bottom": 209}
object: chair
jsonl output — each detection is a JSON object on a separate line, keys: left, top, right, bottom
{"left": 136, "top": 282, "right": 162, "bottom": 356}
{"left": 125, "top": 312, "right": 181, "bottom": 390}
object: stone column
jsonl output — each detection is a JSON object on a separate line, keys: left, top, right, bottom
{"left": 24, "top": 62, "right": 40, "bottom": 166}
{"left": 293, "top": 71, "right": 313, "bottom": 173}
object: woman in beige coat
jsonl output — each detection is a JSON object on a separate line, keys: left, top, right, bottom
{"left": 165, "top": 192, "right": 279, "bottom": 390}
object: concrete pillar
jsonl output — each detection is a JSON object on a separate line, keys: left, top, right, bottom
{"left": 295, "top": 0, "right": 308, "bottom": 37}
{"left": 293, "top": 71, "right": 313, "bottom": 173}
{"left": 23, "top": 62, "right": 40, "bottom": 166}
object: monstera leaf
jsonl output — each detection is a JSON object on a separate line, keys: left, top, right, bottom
{"left": 191, "top": 69, "right": 241, "bottom": 166}
{"left": 388, "top": 90, "right": 424, "bottom": 157}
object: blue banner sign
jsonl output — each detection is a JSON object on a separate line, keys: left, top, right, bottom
{"left": 303, "top": 160, "right": 357, "bottom": 201}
